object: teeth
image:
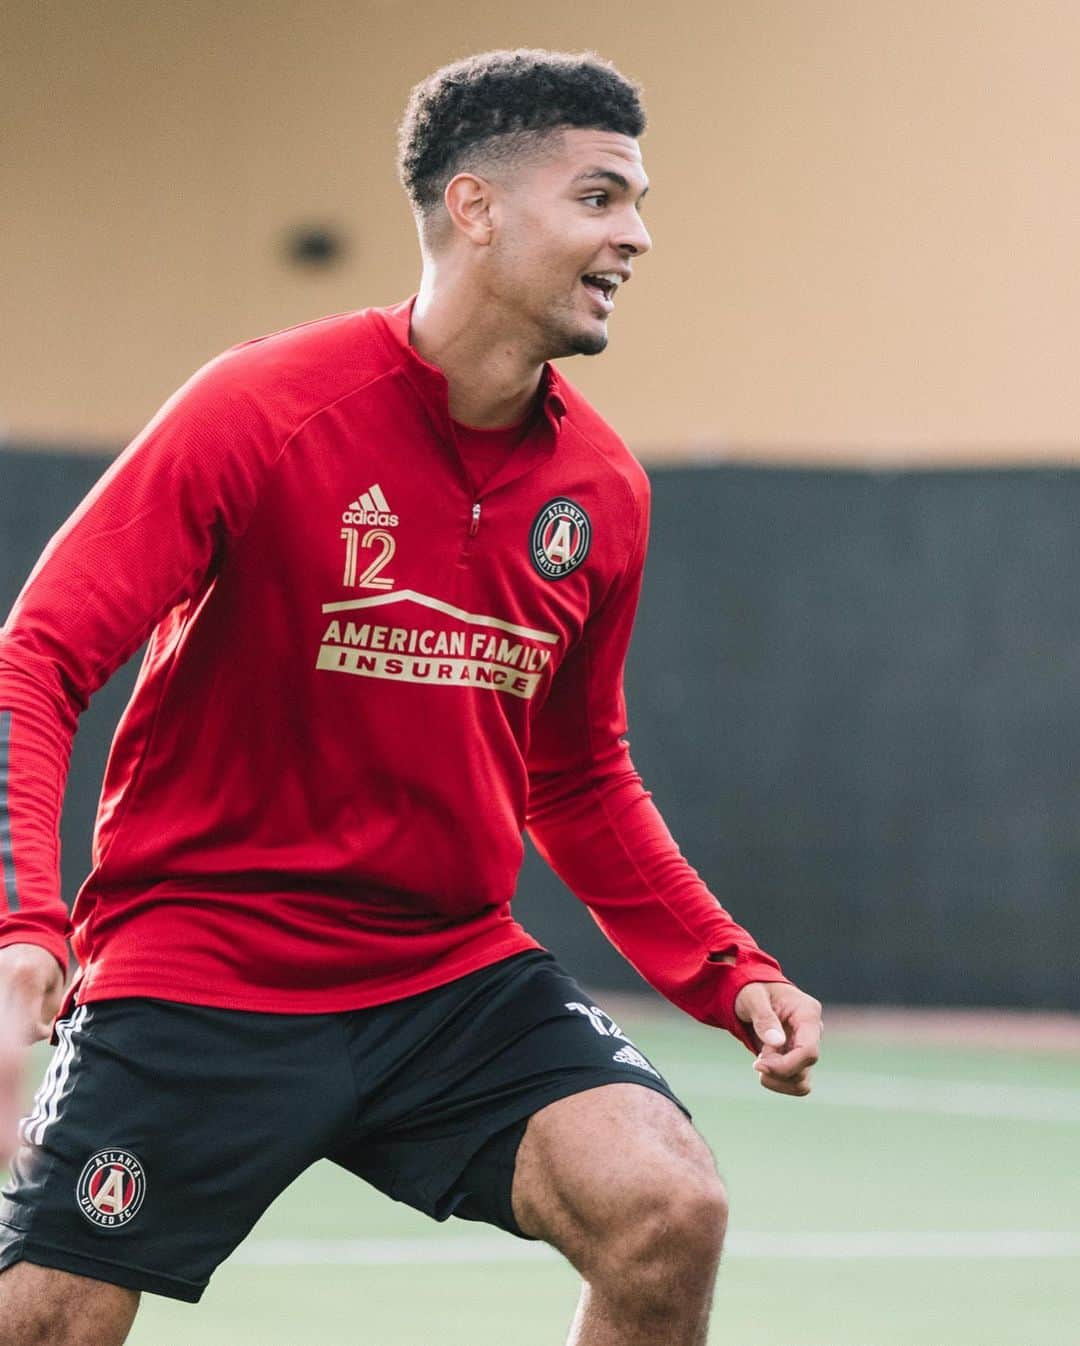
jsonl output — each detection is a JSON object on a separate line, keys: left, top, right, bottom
{"left": 584, "top": 272, "right": 622, "bottom": 289}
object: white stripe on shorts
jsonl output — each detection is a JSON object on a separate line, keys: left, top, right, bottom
{"left": 21, "top": 1005, "right": 87, "bottom": 1147}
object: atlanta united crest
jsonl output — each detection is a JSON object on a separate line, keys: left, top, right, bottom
{"left": 530, "top": 498, "right": 592, "bottom": 579}
{"left": 76, "top": 1149, "right": 147, "bottom": 1229}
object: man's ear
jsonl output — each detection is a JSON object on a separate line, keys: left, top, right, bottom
{"left": 443, "top": 172, "right": 496, "bottom": 246}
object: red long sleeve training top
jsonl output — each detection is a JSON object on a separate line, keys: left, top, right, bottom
{"left": 0, "top": 299, "right": 787, "bottom": 1050}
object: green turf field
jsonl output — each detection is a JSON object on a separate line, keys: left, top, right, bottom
{"left": 15, "top": 1009, "right": 1080, "bottom": 1345}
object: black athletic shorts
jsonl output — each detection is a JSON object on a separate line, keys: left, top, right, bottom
{"left": 0, "top": 950, "right": 687, "bottom": 1302}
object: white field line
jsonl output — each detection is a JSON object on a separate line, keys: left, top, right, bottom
{"left": 664, "top": 1068, "right": 1080, "bottom": 1123}
{"left": 232, "top": 1231, "right": 1080, "bottom": 1267}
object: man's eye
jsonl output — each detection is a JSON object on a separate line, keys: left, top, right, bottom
{"left": 582, "top": 194, "right": 608, "bottom": 208}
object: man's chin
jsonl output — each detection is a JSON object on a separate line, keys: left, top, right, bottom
{"left": 569, "top": 328, "right": 609, "bottom": 357}
{"left": 550, "top": 321, "right": 609, "bottom": 359}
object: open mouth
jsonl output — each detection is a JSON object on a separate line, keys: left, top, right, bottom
{"left": 581, "top": 272, "right": 621, "bottom": 310}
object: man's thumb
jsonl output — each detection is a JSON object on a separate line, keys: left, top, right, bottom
{"left": 736, "top": 985, "right": 786, "bottom": 1048}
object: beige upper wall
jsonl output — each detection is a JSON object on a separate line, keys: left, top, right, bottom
{"left": 4, "top": 0, "right": 1080, "bottom": 465}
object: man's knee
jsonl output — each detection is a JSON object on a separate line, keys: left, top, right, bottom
{"left": 608, "top": 1163, "right": 728, "bottom": 1276}
{"left": 512, "top": 1083, "right": 728, "bottom": 1291}
{"left": 0, "top": 1260, "right": 139, "bottom": 1346}
{"left": 565, "top": 1161, "right": 727, "bottom": 1334}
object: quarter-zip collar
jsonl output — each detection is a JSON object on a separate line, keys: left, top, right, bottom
{"left": 374, "top": 299, "right": 568, "bottom": 490}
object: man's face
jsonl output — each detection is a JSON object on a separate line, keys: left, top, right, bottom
{"left": 485, "top": 128, "right": 652, "bottom": 360}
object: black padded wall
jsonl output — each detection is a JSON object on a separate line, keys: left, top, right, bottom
{"left": 3, "top": 448, "right": 1078, "bottom": 1008}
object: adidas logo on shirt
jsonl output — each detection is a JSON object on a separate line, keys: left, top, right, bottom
{"left": 342, "top": 484, "right": 399, "bottom": 527}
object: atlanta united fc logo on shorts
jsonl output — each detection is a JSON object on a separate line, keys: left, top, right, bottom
{"left": 530, "top": 497, "right": 592, "bottom": 579}
{"left": 76, "top": 1149, "right": 147, "bottom": 1229}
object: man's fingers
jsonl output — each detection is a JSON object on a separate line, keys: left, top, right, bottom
{"left": 754, "top": 1049, "right": 816, "bottom": 1085}
{"left": 792, "top": 1012, "right": 821, "bottom": 1049}
{"left": 0, "top": 946, "right": 65, "bottom": 1048}
{"left": 735, "top": 981, "right": 823, "bottom": 1101}
{"left": 758, "top": 1038, "right": 819, "bottom": 1075}
{"left": 0, "top": 1009, "right": 49, "bottom": 1048}
{"left": 752, "top": 1009, "right": 821, "bottom": 1083}
{"left": 755, "top": 1064, "right": 812, "bottom": 1097}
{"left": 754, "top": 1031, "right": 818, "bottom": 1073}
{"left": 759, "top": 1001, "right": 822, "bottom": 1071}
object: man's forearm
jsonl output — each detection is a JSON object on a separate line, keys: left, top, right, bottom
{"left": 528, "top": 756, "right": 788, "bottom": 1050}
{"left": 0, "top": 654, "right": 75, "bottom": 970}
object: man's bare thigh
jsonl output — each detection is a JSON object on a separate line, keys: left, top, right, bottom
{"left": 511, "top": 1082, "right": 722, "bottom": 1254}
{"left": 0, "top": 1260, "right": 138, "bottom": 1346}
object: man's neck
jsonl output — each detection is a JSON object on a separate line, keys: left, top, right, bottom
{"left": 410, "top": 271, "right": 546, "bottom": 429}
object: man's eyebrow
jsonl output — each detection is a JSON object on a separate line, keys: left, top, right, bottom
{"left": 572, "top": 168, "right": 649, "bottom": 198}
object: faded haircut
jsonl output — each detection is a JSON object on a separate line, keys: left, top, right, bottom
{"left": 397, "top": 49, "right": 646, "bottom": 215}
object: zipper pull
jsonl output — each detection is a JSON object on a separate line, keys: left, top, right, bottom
{"left": 469, "top": 502, "right": 481, "bottom": 537}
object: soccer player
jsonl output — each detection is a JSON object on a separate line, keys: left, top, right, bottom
{"left": 0, "top": 49, "right": 821, "bottom": 1346}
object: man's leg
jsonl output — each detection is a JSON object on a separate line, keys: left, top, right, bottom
{"left": 0, "top": 998, "right": 356, "bottom": 1338}
{"left": 511, "top": 1083, "right": 727, "bottom": 1346}
{"left": 0, "top": 1262, "right": 138, "bottom": 1346}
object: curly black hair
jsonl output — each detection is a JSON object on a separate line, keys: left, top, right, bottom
{"left": 398, "top": 49, "right": 646, "bottom": 213}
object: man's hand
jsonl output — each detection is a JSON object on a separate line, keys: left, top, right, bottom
{"left": 734, "top": 981, "right": 822, "bottom": 1097}
{"left": 0, "top": 944, "right": 65, "bottom": 1163}
{"left": 0, "top": 943, "right": 65, "bottom": 1044}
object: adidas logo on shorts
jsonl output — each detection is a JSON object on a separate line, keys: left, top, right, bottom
{"left": 612, "top": 1044, "right": 661, "bottom": 1078}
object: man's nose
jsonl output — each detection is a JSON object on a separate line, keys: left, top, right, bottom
{"left": 616, "top": 212, "right": 652, "bottom": 257}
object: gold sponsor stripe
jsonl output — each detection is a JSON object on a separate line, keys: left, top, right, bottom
{"left": 321, "top": 588, "right": 558, "bottom": 644}
{"left": 316, "top": 646, "right": 541, "bottom": 699}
